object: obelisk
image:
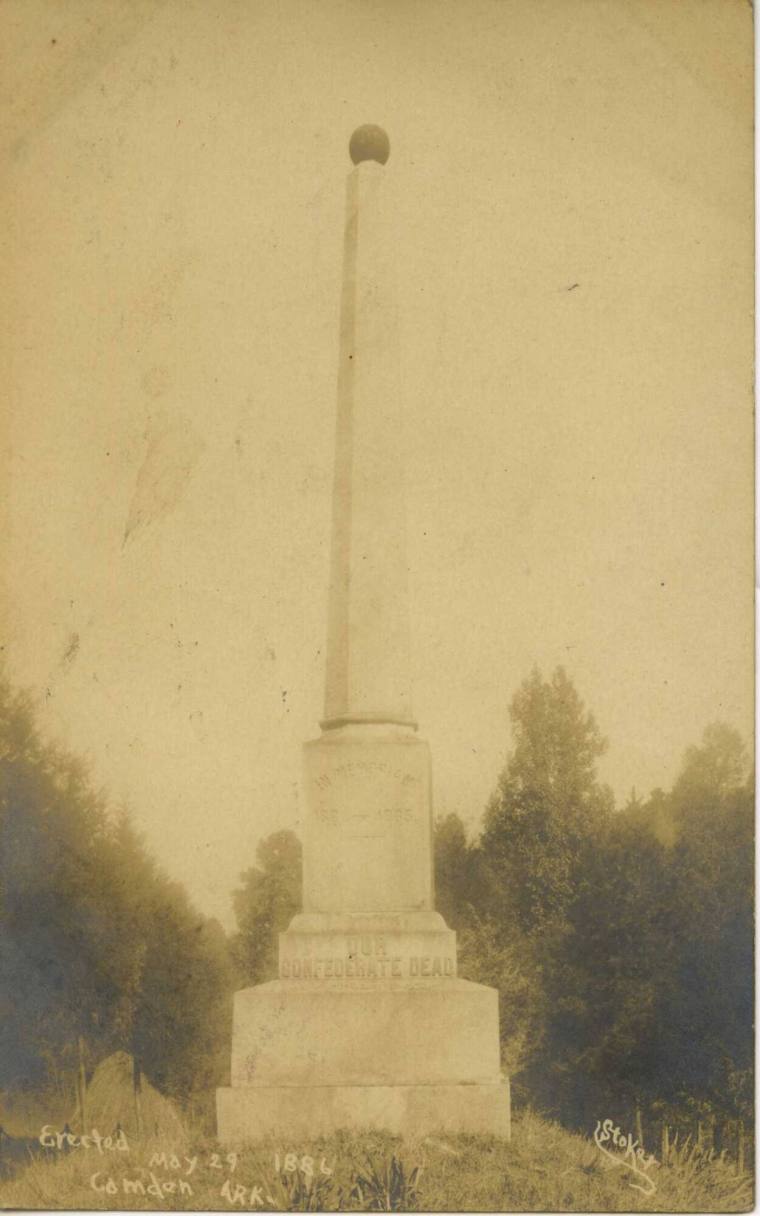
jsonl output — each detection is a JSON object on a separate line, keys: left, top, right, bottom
{"left": 216, "top": 126, "right": 510, "bottom": 1142}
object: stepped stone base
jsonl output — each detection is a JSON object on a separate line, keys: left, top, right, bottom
{"left": 229, "top": 978, "right": 499, "bottom": 1088}
{"left": 216, "top": 977, "right": 510, "bottom": 1143}
{"left": 217, "top": 1081, "right": 510, "bottom": 1142}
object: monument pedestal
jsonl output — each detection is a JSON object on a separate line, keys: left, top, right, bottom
{"left": 216, "top": 730, "right": 511, "bottom": 1143}
{"left": 217, "top": 977, "right": 509, "bottom": 1141}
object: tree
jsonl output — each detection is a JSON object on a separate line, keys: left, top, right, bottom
{"left": 0, "top": 681, "right": 116, "bottom": 1087}
{"left": 525, "top": 720, "right": 753, "bottom": 1139}
{"left": 671, "top": 722, "right": 747, "bottom": 810}
{"left": 129, "top": 869, "right": 234, "bottom": 1099}
{"left": 232, "top": 830, "right": 302, "bottom": 985}
{"left": 656, "top": 725, "right": 753, "bottom": 1134}
{"left": 531, "top": 811, "right": 672, "bottom": 1129}
{"left": 481, "top": 666, "right": 613, "bottom": 934}
{"left": 0, "top": 672, "right": 235, "bottom": 1102}
{"left": 434, "top": 813, "right": 483, "bottom": 929}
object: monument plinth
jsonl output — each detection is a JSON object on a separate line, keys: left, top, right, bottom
{"left": 217, "top": 127, "right": 510, "bottom": 1142}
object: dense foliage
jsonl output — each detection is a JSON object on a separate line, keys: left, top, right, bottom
{"left": 230, "top": 829, "right": 302, "bottom": 985}
{"left": 0, "top": 677, "right": 234, "bottom": 1103}
{"left": 439, "top": 667, "right": 753, "bottom": 1148}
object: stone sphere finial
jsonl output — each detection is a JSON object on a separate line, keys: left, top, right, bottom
{"left": 349, "top": 125, "right": 390, "bottom": 166}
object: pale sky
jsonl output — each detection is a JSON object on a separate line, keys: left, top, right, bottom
{"left": 2, "top": 0, "right": 753, "bottom": 928}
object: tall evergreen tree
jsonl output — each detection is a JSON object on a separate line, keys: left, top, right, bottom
{"left": 231, "top": 830, "right": 302, "bottom": 985}
{"left": 481, "top": 666, "right": 613, "bottom": 934}
{"left": 433, "top": 812, "right": 483, "bottom": 929}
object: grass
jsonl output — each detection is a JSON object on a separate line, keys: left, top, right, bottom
{"left": 0, "top": 1110, "right": 753, "bottom": 1212}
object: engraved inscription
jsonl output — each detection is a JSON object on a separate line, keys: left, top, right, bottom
{"left": 346, "top": 934, "right": 387, "bottom": 957}
{"left": 314, "top": 761, "right": 420, "bottom": 829}
{"left": 304, "top": 737, "right": 433, "bottom": 913}
{"left": 280, "top": 955, "right": 455, "bottom": 980}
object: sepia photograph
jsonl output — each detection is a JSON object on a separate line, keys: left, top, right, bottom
{"left": 0, "top": 0, "right": 754, "bottom": 1211}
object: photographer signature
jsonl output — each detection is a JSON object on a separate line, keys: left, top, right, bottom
{"left": 593, "top": 1118, "right": 658, "bottom": 1195}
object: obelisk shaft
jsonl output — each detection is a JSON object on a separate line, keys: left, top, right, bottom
{"left": 217, "top": 126, "right": 509, "bottom": 1147}
{"left": 322, "top": 160, "right": 415, "bottom": 730}
{"left": 297, "top": 144, "right": 435, "bottom": 917}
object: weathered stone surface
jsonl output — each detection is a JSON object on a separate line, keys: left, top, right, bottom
{"left": 287, "top": 909, "right": 448, "bottom": 934}
{"left": 229, "top": 978, "right": 499, "bottom": 1089}
{"left": 302, "top": 727, "right": 433, "bottom": 914}
{"left": 217, "top": 1080, "right": 510, "bottom": 1143}
{"left": 322, "top": 162, "right": 413, "bottom": 730}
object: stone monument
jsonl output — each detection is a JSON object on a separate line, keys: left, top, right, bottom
{"left": 216, "top": 126, "right": 510, "bottom": 1142}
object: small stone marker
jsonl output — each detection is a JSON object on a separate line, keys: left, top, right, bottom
{"left": 216, "top": 127, "right": 510, "bottom": 1142}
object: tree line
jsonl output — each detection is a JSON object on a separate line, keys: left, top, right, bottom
{"left": 435, "top": 668, "right": 753, "bottom": 1152}
{"left": 0, "top": 665, "right": 752, "bottom": 1158}
{"left": 0, "top": 676, "right": 233, "bottom": 1109}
